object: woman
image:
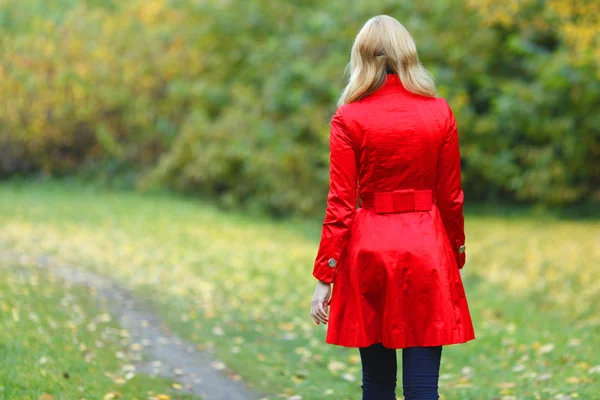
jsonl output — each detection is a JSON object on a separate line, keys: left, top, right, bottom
{"left": 309, "top": 15, "right": 476, "bottom": 399}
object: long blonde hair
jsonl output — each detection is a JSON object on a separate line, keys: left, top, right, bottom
{"left": 338, "top": 15, "right": 437, "bottom": 105}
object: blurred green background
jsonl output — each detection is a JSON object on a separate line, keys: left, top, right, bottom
{"left": 1, "top": 1, "right": 599, "bottom": 399}
{"left": 1, "top": 0, "right": 598, "bottom": 215}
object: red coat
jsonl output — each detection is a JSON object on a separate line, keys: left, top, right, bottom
{"left": 313, "top": 74, "right": 475, "bottom": 349}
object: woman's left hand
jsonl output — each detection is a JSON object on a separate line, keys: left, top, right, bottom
{"left": 310, "top": 280, "right": 331, "bottom": 325}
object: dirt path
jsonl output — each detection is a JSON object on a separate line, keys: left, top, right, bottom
{"left": 0, "top": 251, "right": 263, "bottom": 400}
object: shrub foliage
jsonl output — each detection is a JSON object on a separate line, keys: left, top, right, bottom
{"left": 0, "top": 0, "right": 598, "bottom": 213}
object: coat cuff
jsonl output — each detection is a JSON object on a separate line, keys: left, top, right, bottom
{"left": 313, "top": 252, "right": 342, "bottom": 284}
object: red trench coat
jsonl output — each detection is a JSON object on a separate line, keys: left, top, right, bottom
{"left": 313, "top": 74, "right": 475, "bottom": 349}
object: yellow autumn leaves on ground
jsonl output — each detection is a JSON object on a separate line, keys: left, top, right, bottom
{"left": 0, "top": 182, "right": 598, "bottom": 399}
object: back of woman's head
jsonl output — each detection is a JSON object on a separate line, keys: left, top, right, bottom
{"left": 339, "top": 15, "right": 437, "bottom": 105}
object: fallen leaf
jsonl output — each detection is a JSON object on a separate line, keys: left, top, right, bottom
{"left": 279, "top": 322, "right": 295, "bottom": 331}
{"left": 496, "top": 382, "right": 516, "bottom": 388}
{"left": 461, "top": 366, "right": 473, "bottom": 378}
{"left": 121, "top": 364, "right": 136, "bottom": 372}
{"left": 342, "top": 373, "right": 356, "bottom": 382}
{"left": 99, "top": 313, "right": 111, "bottom": 322}
{"left": 536, "top": 373, "right": 552, "bottom": 381}
{"left": 211, "top": 361, "right": 226, "bottom": 370}
{"left": 327, "top": 360, "right": 346, "bottom": 374}
{"left": 554, "top": 395, "right": 572, "bottom": 400}
{"left": 212, "top": 326, "right": 224, "bottom": 336}
{"left": 348, "top": 354, "right": 361, "bottom": 365}
{"left": 113, "top": 377, "right": 126, "bottom": 385}
{"left": 537, "top": 343, "right": 555, "bottom": 354}
{"left": 512, "top": 364, "right": 525, "bottom": 372}
{"left": 454, "top": 383, "right": 474, "bottom": 388}
{"left": 588, "top": 365, "right": 600, "bottom": 374}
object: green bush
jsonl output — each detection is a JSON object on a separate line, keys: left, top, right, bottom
{"left": 0, "top": 0, "right": 204, "bottom": 175}
{"left": 0, "top": 0, "right": 598, "bottom": 213}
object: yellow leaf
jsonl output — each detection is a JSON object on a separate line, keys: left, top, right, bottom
{"left": 576, "top": 361, "right": 590, "bottom": 370}
{"left": 348, "top": 354, "right": 361, "bottom": 365}
{"left": 131, "top": 343, "right": 143, "bottom": 351}
{"left": 454, "top": 382, "right": 474, "bottom": 388}
{"left": 156, "top": 395, "right": 170, "bottom": 400}
{"left": 327, "top": 360, "right": 346, "bottom": 374}
{"left": 537, "top": 343, "right": 555, "bottom": 354}
{"left": 566, "top": 376, "right": 581, "bottom": 384}
{"left": 496, "top": 382, "right": 516, "bottom": 388}
{"left": 278, "top": 322, "right": 295, "bottom": 331}
{"left": 39, "top": 394, "right": 55, "bottom": 400}
{"left": 11, "top": 308, "right": 19, "bottom": 322}
{"left": 172, "top": 382, "right": 183, "bottom": 390}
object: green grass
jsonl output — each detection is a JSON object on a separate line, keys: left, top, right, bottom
{"left": 0, "top": 179, "right": 599, "bottom": 399}
{"left": 0, "top": 263, "right": 198, "bottom": 400}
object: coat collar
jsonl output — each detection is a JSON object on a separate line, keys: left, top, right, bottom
{"left": 373, "top": 73, "right": 411, "bottom": 96}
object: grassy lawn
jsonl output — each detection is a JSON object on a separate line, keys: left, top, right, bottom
{"left": 0, "top": 180, "right": 598, "bottom": 399}
{"left": 0, "top": 262, "right": 198, "bottom": 400}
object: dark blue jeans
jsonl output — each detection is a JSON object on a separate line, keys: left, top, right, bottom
{"left": 359, "top": 342, "right": 442, "bottom": 400}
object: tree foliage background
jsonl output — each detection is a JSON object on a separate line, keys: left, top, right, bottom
{"left": 0, "top": 0, "right": 598, "bottom": 215}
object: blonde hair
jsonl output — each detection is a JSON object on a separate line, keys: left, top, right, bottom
{"left": 338, "top": 15, "right": 437, "bottom": 105}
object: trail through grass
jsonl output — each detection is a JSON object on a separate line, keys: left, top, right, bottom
{"left": 0, "top": 262, "right": 199, "bottom": 400}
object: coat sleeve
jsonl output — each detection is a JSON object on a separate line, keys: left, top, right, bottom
{"left": 313, "top": 106, "right": 357, "bottom": 283}
{"left": 436, "top": 99, "right": 466, "bottom": 269}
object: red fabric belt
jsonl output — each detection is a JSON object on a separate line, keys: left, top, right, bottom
{"left": 367, "top": 189, "right": 433, "bottom": 214}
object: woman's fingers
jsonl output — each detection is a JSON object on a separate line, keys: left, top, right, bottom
{"left": 312, "top": 305, "right": 321, "bottom": 324}
{"left": 311, "top": 300, "right": 328, "bottom": 324}
{"left": 319, "top": 303, "right": 329, "bottom": 322}
{"left": 310, "top": 301, "right": 319, "bottom": 324}
{"left": 316, "top": 300, "right": 328, "bottom": 323}
{"left": 311, "top": 281, "right": 332, "bottom": 324}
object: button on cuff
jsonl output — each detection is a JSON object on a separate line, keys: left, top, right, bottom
{"left": 328, "top": 258, "right": 337, "bottom": 268}
{"left": 458, "top": 244, "right": 466, "bottom": 254}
